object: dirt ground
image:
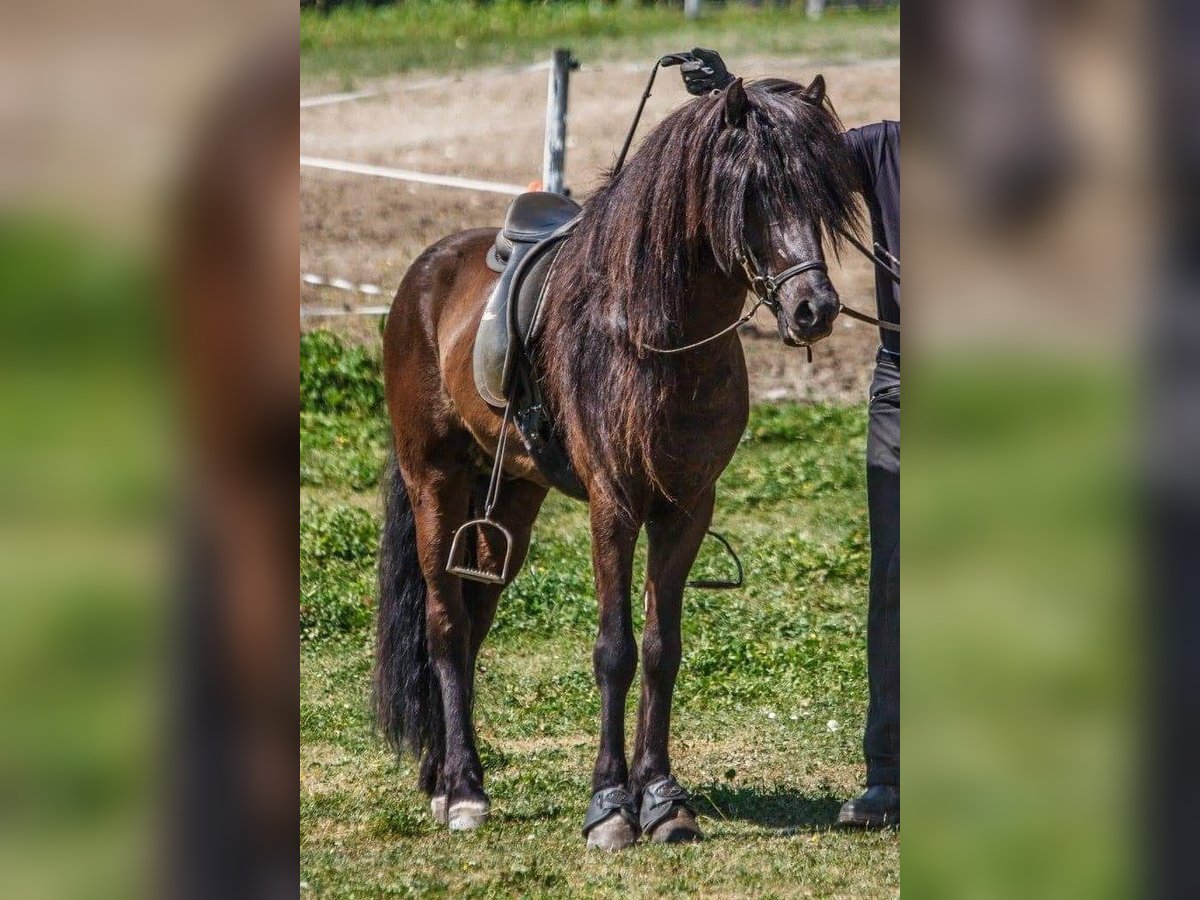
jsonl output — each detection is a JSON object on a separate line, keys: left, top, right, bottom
{"left": 301, "top": 56, "right": 898, "bottom": 403}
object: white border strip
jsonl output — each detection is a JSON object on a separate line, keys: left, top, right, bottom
{"left": 301, "top": 156, "right": 525, "bottom": 196}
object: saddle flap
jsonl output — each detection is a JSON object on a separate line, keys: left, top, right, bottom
{"left": 473, "top": 240, "right": 533, "bottom": 408}
{"left": 473, "top": 231, "right": 571, "bottom": 409}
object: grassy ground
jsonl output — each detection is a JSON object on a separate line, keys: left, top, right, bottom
{"left": 300, "top": 333, "right": 898, "bottom": 898}
{"left": 301, "top": 3, "right": 899, "bottom": 84}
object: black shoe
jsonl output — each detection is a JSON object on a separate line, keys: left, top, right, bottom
{"left": 836, "top": 785, "right": 899, "bottom": 828}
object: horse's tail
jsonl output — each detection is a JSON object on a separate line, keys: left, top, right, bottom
{"left": 374, "top": 453, "right": 443, "bottom": 793}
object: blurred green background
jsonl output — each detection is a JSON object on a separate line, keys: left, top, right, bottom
{"left": 903, "top": 357, "right": 1136, "bottom": 899}
{"left": 0, "top": 219, "right": 164, "bottom": 899}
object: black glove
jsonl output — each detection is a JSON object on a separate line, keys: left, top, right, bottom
{"left": 680, "top": 48, "right": 735, "bottom": 95}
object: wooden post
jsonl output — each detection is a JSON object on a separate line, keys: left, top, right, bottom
{"left": 806, "top": 0, "right": 825, "bottom": 20}
{"left": 542, "top": 49, "right": 577, "bottom": 195}
{"left": 684, "top": 0, "right": 701, "bottom": 21}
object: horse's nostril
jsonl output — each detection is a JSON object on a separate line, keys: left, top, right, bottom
{"left": 794, "top": 300, "right": 817, "bottom": 328}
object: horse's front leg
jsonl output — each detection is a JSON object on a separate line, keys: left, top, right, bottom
{"left": 583, "top": 500, "right": 640, "bottom": 851}
{"left": 629, "top": 488, "right": 713, "bottom": 843}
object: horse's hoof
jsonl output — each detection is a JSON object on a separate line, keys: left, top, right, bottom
{"left": 646, "top": 808, "right": 704, "bottom": 844}
{"left": 447, "top": 798, "right": 490, "bottom": 831}
{"left": 640, "top": 776, "right": 702, "bottom": 843}
{"left": 585, "top": 815, "right": 638, "bottom": 852}
{"left": 430, "top": 794, "right": 448, "bottom": 825}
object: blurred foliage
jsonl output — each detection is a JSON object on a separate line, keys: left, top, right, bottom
{"left": 301, "top": 501, "right": 378, "bottom": 564}
{"left": 301, "top": 330, "right": 385, "bottom": 418}
{"left": 300, "top": 503, "right": 379, "bottom": 642}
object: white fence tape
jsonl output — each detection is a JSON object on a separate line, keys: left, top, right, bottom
{"left": 301, "top": 273, "right": 392, "bottom": 318}
{"left": 301, "top": 55, "right": 558, "bottom": 322}
{"left": 300, "top": 89, "right": 383, "bottom": 109}
{"left": 300, "top": 60, "right": 553, "bottom": 108}
{"left": 301, "top": 306, "right": 391, "bottom": 318}
{"left": 301, "top": 156, "right": 525, "bottom": 196}
{"left": 302, "top": 273, "right": 386, "bottom": 295}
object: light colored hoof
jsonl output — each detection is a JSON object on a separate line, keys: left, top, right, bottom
{"left": 430, "top": 795, "right": 448, "bottom": 825}
{"left": 647, "top": 809, "right": 704, "bottom": 844}
{"left": 586, "top": 815, "right": 638, "bottom": 852}
{"left": 447, "top": 799, "right": 490, "bottom": 831}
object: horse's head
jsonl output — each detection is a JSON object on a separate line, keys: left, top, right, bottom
{"left": 710, "top": 76, "right": 861, "bottom": 347}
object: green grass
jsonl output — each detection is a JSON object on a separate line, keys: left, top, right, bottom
{"left": 299, "top": 334, "right": 897, "bottom": 897}
{"left": 301, "top": 3, "right": 900, "bottom": 84}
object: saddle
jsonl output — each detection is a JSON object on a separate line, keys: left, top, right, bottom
{"left": 471, "top": 191, "right": 586, "bottom": 502}
{"left": 474, "top": 191, "right": 581, "bottom": 407}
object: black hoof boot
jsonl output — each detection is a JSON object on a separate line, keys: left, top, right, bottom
{"left": 582, "top": 787, "right": 639, "bottom": 851}
{"left": 836, "top": 784, "right": 899, "bottom": 828}
{"left": 640, "top": 776, "right": 703, "bottom": 844}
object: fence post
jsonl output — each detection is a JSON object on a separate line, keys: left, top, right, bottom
{"left": 684, "top": 0, "right": 701, "bottom": 20}
{"left": 806, "top": 0, "right": 825, "bottom": 20}
{"left": 542, "top": 49, "right": 577, "bottom": 195}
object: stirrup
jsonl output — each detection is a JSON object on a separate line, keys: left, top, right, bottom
{"left": 446, "top": 399, "right": 517, "bottom": 585}
{"left": 686, "top": 530, "right": 744, "bottom": 590}
{"left": 446, "top": 517, "right": 514, "bottom": 585}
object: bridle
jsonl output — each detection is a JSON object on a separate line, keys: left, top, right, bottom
{"left": 634, "top": 240, "right": 822, "bottom": 357}
{"left": 737, "top": 241, "right": 828, "bottom": 361}
{"left": 639, "top": 230, "right": 899, "bottom": 357}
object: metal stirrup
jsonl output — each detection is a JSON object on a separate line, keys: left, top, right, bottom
{"left": 446, "top": 400, "right": 516, "bottom": 584}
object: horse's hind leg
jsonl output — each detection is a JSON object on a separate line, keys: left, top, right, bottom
{"left": 405, "top": 469, "right": 495, "bottom": 831}
{"left": 428, "top": 476, "right": 546, "bottom": 825}
{"left": 628, "top": 488, "right": 714, "bottom": 843}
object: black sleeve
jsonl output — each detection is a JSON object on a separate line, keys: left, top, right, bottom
{"left": 843, "top": 123, "right": 885, "bottom": 195}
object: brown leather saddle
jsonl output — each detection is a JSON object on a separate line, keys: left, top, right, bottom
{"left": 472, "top": 191, "right": 586, "bottom": 501}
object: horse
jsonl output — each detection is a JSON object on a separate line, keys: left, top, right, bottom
{"left": 374, "top": 75, "right": 862, "bottom": 850}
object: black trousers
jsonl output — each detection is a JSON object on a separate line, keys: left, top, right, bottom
{"left": 865, "top": 353, "right": 900, "bottom": 786}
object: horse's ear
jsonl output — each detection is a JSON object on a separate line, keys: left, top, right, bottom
{"left": 724, "top": 77, "right": 748, "bottom": 128}
{"left": 801, "top": 74, "right": 826, "bottom": 105}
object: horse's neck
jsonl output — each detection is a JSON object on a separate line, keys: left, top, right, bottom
{"left": 675, "top": 270, "right": 748, "bottom": 348}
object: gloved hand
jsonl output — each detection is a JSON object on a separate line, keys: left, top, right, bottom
{"left": 680, "top": 48, "right": 735, "bottom": 95}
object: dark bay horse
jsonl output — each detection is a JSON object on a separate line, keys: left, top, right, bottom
{"left": 374, "top": 76, "right": 861, "bottom": 850}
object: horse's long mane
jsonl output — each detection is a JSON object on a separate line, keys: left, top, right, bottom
{"left": 537, "top": 78, "right": 862, "bottom": 514}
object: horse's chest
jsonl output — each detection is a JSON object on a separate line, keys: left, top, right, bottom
{"left": 657, "top": 356, "right": 748, "bottom": 480}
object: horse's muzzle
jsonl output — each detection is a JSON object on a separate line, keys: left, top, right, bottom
{"left": 777, "top": 305, "right": 836, "bottom": 347}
